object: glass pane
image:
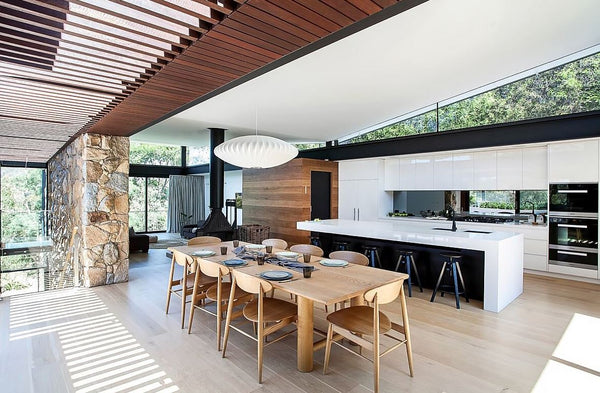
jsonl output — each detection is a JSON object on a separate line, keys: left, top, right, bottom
{"left": 128, "top": 177, "right": 146, "bottom": 232}
{"left": 130, "top": 142, "right": 182, "bottom": 166}
{"left": 520, "top": 191, "right": 548, "bottom": 213}
{"left": 1, "top": 167, "right": 46, "bottom": 243}
{"left": 147, "top": 177, "right": 168, "bottom": 232}
{"left": 187, "top": 146, "right": 210, "bottom": 166}
{"left": 469, "top": 191, "right": 516, "bottom": 214}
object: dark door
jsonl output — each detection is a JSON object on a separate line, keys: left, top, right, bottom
{"left": 311, "top": 171, "right": 331, "bottom": 220}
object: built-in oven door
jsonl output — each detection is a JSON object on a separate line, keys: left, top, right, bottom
{"left": 549, "top": 216, "right": 598, "bottom": 249}
{"left": 549, "top": 248, "right": 598, "bottom": 270}
{"left": 549, "top": 183, "right": 598, "bottom": 216}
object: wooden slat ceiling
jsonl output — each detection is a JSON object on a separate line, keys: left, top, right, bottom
{"left": 0, "top": 0, "right": 404, "bottom": 163}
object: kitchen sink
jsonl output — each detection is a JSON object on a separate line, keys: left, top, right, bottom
{"left": 463, "top": 230, "right": 492, "bottom": 234}
{"left": 432, "top": 227, "right": 455, "bottom": 231}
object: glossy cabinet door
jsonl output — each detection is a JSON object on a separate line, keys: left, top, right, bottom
{"left": 452, "top": 153, "right": 474, "bottom": 190}
{"left": 548, "top": 140, "right": 599, "bottom": 183}
{"left": 433, "top": 154, "right": 453, "bottom": 190}
{"left": 497, "top": 149, "right": 523, "bottom": 190}
{"left": 414, "top": 156, "right": 434, "bottom": 190}
{"left": 384, "top": 158, "right": 400, "bottom": 190}
{"left": 338, "top": 159, "right": 380, "bottom": 181}
{"left": 473, "top": 151, "right": 497, "bottom": 190}
{"left": 356, "top": 179, "right": 379, "bottom": 221}
{"left": 338, "top": 180, "right": 357, "bottom": 220}
{"left": 398, "top": 157, "right": 416, "bottom": 190}
{"left": 522, "top": 146, "right": 547, "bottom": 190}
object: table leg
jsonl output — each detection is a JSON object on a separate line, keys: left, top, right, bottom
{"left": 297, "top": 295, "right": 314, "bottom": 372}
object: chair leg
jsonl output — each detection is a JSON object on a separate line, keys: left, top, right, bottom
{"left": 181, "top": 285, "right": 187, "bottom": 329}
{"left": 455, "top": 262, "right": 469, "bottom": 302}
{"left": 394, "top": 255, "right": 402, "bottom": 272}
{"left": 323, "top": 323, "right": 334, "bottom": 374}
{"left": 187, "top": 270, "right": 203, "bottom": 334}
{"left": 405, "top": 256, "right": 412, "bottom": 297}
{"left": 222, "top": 279, "right": 237, "bottom": 358}
{"left": 399, "top": 285, "right": 414, "bottom": 377}
{"left": 165, "top": 260, "right": 176, "bottom": 314}
{"left": 451, "top": 263, "right": 460, "bottom": 309}
{"left": 410, "top": 255, "right": 423, "bottom": 292}
{"left": 430, "top": 262, "right": 447, "bottom": 302}
{"left": 257, "top": 322, "right": 264, "bottom": 383}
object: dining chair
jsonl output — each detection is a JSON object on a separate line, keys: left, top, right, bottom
{"left": 261, "top": 238, "right": 288, "bottom": 250}
{"left": 188, "top": 259, "right": 253, "bottom": 350}
{"left": 323, "top": 279, "right": 414, "bottom": 393}
{"left": 290, "top": 244, "right": 324, "bottom": 257}
{"left": 328, "top": 250, "right": 369, "bottom": 266}
{"left": 166, "top": 249, "right": 217, "bottom": 328}
{"left": 222, "top": 270, "right": 298, "bottom": 383}
{"left": 188, "top": 236, "right": 222, "bottom": 246}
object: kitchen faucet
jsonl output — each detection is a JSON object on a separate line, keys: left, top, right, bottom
{"left": 447, "top": 206, "right": 457, "bottom": 232}
{"left": 524, "top": 200, "right": 536, "bottom": 222}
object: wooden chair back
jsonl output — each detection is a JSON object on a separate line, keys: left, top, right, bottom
{"left": 364, "top": 279, "right": 404, "bottom": 305}
{"left": 231, "top": 270, "right": 273, "bottom": 294}
{"left": 198, "top": 258, "right": 229, "bottom": 279}
{"left": 188, "top": 236, "right": 222, "bottom": 246}
{"left": 262, "top": 238, "right": 288, "bottom": 250}
{"left": 290, "top": 244, "right": 324, "bottom": 257}
{"left": 172, "top": 249, "right": 194, "bottom": 268}
{"left": 329, "top": 250, "right": 369, "bottom": 266}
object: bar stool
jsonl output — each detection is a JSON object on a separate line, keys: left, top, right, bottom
{"left": 363, "top": 245, "right": 382, "bottom": 268}
{"left": 331, "top": 241, "right": 349, "bottom": 251}
{"left": 310, "top": 236, "right": 322, "bottom": 248}
{"left": 394, "top": 250, "right": 422, "bottom": 297}
{"left": 430, "top": 253, "right": 469, "bottom": 309}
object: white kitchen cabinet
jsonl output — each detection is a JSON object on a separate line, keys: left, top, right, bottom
{"left": 548, "top": 140, "right": 599, "bottom": 183}
{"left": 433, "top": 154, "right": 453, "bottom": 190}
{"left": 473, "top": 151, "right": 497, "bottom": 190}
{"left": 414, "top": 156, "right": 434, "bottom": 190}
{"left": 384, "top": 158, "right": 400, "bottom": 190}
{"left": 522, "top": 147, "right": 547, "bottom": 190}
{"left": 338, "top": 159, "right": 380, "bottom": 181}
{"left": 398, "top": 157, "right": 416, "bottom": 190}
{"left": 524, "top": 254, "right": 548, "bottom": 271}
{"left": 497, "top": 149, "right": 523, "bottom": 190}
{"left": 452, "top": 153, "right": 474, "bottom": 190}
{"left": 338, "top": 179, "right": 380, "bottom": 221}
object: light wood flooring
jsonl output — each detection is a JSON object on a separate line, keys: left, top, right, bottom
{"left": 1, "top": 249, "right": 599, "bottom": 393}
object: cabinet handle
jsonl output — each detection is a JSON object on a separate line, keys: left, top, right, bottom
{"left": 357, "top": 208, "right": 360, "bottom": 221}
{"left": 557, "top": 190, "right": 588, "bottom": 194}
{"left": 557, "top": 224, "right": 588, "bottom": 229}
{"left": 557, "top": 250, "right": 588, "bottom": 257}
{"left": 353, "top": 208, "right": 356, "bottom": 221}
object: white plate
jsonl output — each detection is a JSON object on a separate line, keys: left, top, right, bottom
{"left": 260, "top": 271, "right": 293, "bottom": 281}
{"left": 223, "top": 259, "right": 246, "bottom": 266}
{"left": 192, "top": 250, "right": 216, "bottom": 257}
{"left": 276, "top": 251, "right": 299, "bottom": 259}
{"left": 319, "top": 259, "right": 348, "bottom": 267}
{"left": 245, "top": 244, "right": 264, "bottom": 250}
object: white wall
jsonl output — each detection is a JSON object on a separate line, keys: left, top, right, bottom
{"left": 202, "top": 170, "right": 243, "bottom": 224}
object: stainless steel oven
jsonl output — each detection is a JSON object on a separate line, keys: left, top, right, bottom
{"left": 549, "top": 216, "right": 598, "bottom": 270}
{"left": 549, "top": 183, "right": 598, "bottom": 217}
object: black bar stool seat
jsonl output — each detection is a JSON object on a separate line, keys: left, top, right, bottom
{"left": 430, "top": 253, "right": 469, "bottom": 309}
{"left": 363, "top": 245, "right": 381, "bottom": 268}
{"left": 394, "top": 250, "right": 423, "bottom": 297}
{"left": 332, "top": 241, "right": 349, "bottom": 251}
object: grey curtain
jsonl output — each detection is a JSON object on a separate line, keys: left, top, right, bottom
{"left": 166, "top": 175, "right": 205, "bottom": 233}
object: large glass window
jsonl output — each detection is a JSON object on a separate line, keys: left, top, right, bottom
{"left": 128, "top": 176, "right": 168, "bottom": 232}
{"left": 469, "top": 191, "right": 516, "bottom": 214}
{"left": 187, "top": 146, "right": 210, "bottom": 166}
{"left": 343, "top": 51, "right": 600, "bottom": 144}
{"left": 130, "top": 141, "right": 182, "bottom": 166}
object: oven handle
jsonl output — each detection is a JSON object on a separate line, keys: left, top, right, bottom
{"left": 557, "top": 224, "right": 588, "bottom": 229}
{"left": 557, "top": 190, "right": 588, "bottom": 194}
{"left": 557, "top": 250, "right": 588, "bottom": 257}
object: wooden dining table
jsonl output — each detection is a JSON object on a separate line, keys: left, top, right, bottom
{"left": 169, "top": 241, "right": 408, "bottom": 373}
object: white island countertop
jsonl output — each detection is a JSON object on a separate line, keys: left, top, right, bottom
{"left": 297, "top": 219, "right": 524, "bottom": 313}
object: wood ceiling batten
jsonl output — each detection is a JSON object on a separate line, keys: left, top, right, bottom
{"left": 1, "top": 0, "right": 406, "bottom": 162}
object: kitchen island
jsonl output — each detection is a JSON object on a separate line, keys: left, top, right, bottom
{"left": 297, "top": 219, "right": 524, "bottom": 312}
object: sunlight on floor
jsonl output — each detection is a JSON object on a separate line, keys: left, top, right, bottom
{"left": 9, "top": 288, "right": 179, "bottom": 393}
{"left": 531, "top": 313, "right": 600, "bottom": 393}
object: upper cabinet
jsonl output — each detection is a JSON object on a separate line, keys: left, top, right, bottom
{"left": 339, "top": 159, "right": 380, "bottom": 181}
{"left": 473, "top": 151, "right": 497, "bottom": 190}
{"left": 452, "top": 153, "right": 474, "bottom": 190}
{"left": 433, "top": 154, "right": 453, "bottom": 190}
{"left": 384, "top": 158, "right": 400, "bottom": 190}
{"left": 548, "top": 140, "right": 599, "bottom": 183}
{"left": 414, "top": 156, "right": 434, "bottom": 190}
{"left": 522, "top": 147, "right": 547, "bottom": 190}
{"left": 497, "top": 149, "right": 523, "bottom": 190}
{"left": 398, "top": 157, "right": 416, "bottom": 190}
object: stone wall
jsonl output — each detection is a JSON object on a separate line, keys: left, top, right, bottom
{"left": 48, "top": 133, "right": 129, "bottom": 287}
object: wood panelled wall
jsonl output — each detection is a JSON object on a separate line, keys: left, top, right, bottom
{"left": 242, "top": 158, "right": 338, "bottom": 245}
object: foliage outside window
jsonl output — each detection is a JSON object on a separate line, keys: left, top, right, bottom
{"left": 130, "top": 141, "right": 182, "bottom": 166}
{"left": 519, "top": 191, "right": 548, "bottom": 213}
{"left": 345, "top": 52, "right": 600, "bottom": 144}
{"left": 294, "top": 143, "right": 326, "bottom": 151}
{"left": 128, "top": 176, "right": 169, "bottom": 232}
{"left": 187, "top": 146, "right": 210, "bottom": 166}
{"left": 129, "top": 177, "right": 146, "bottom": 232}
{"left": 469, "top": 191, "right": 516, "bottom": 213}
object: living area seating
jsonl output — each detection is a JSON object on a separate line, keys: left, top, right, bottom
{"left": 181, "top": 220, "right": 205, "bottom": 239}
{"left": 129, "top": 227, "right": 149, "bottom": 253}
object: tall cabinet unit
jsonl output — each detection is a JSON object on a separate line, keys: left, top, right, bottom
{"left": 339, "top": 159, "right": 391, "bottom": 221}
{"left": 548, "top": 140, "right": 599, "bottom": 183}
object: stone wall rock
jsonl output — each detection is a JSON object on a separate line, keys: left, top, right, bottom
{"left": 48, "top": 133, "right": 130, "bottom": 288}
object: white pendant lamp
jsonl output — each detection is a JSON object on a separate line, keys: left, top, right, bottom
{"left": 214, "top": 134, "right": 298, "bottom": 169}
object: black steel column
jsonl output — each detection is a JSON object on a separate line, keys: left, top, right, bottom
{"left": 208, "top": 128, "right": 226, "bottom": 210}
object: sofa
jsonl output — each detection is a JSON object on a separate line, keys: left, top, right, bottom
{"left": 181, "top": 220, "right": 205, "bottom": 239}
{"left": 129, "top": 227, "right": 149, "bottom": 253}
